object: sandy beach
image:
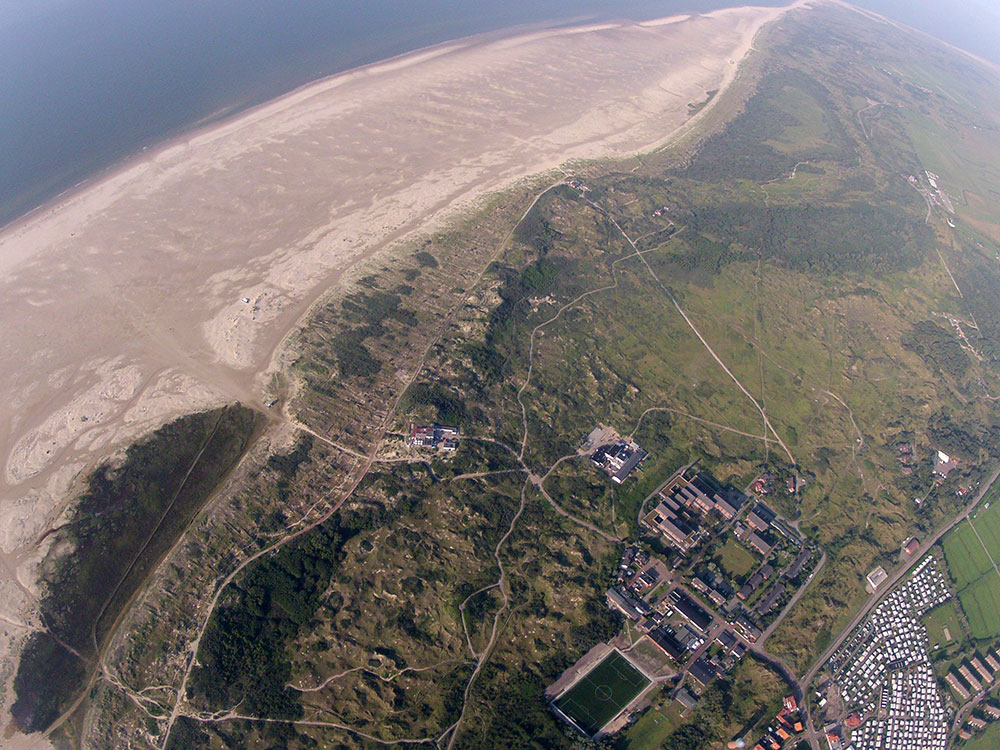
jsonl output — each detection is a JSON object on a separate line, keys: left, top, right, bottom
{"left": 0, "top": 2, "right": 804, "bottom": 738}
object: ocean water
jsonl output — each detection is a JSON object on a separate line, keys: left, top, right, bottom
{"left": 1, "top": 0, "right": 996, "bottom": 229}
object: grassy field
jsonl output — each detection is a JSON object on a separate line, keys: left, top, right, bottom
{"left": 620, "top": 702, "right": 686, "bottom": 750}
{"left": 944, "top": 502, "right": 1000, "bottom": 639}
{"left": 965, "top": 719, "right": 1000, "bottom": 750}
{"left": 922, "top": 599, "right": 963, "bottom": 651}
{"left": 945, "top": 523, "right": 994, "bottom": 590}
{"left": 554, "top": 651, "right": 650, "bottom": 736}
{"left": 717, "top": 536, "right": 760, "bottom": 580}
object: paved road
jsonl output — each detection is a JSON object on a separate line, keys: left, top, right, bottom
{"left": 798, "top": 465, "right": 1000, "bottom": 749}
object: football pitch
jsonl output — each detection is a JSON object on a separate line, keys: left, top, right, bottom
{"left": 554, "top": 650, "right": 651, "bottom": 736}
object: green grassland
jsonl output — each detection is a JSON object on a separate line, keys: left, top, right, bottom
{"left": 554, "top": 651, "right": 650, "bottom": 736}
{"left": 964, "top": 719, "right": 1000, "bottom": 750}
{"left": 922, "top": 598, "right": 964, "bottom": 651}
{"left": 944, "top": 500, "right": 1000, "bottom": 639}
{"left": 77, "top": 4, "right": 1000, "bottom": 749}
{"left": 716, "top": 536, "right": 760, "bottom": 581}
{"left": 618, "top": 655, "right": 785, "bottom": 750}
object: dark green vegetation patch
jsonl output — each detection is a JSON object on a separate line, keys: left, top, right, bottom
{"left": 12, "top": 404, "right": 260, "bottom": 733}
{"left": 554, "top": 650, "right": 650, "bottom": 736}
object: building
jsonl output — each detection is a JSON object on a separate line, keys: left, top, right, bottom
{"left": 689, "top": 657, "right": 719, "bottom": 687}
{"left": 934, "top": 450, "right": 959, "bottom": 478}
{"left": 970, "top": 655, "right": 994, "bottom": 684}
{"left": 747, "top": 502, "right": 777, "bottom": 532}
{"left": 786, "top": 548, "right": 812, "bottom": 579}
{"left": 592, "top": 440, "right": 648, "bottom": 483}
{"left": 748, "top": 530, "right": 774, "bottom": 556}
{"left": 675, "top": 687, "right": 699, "bottom": 711}
{"left": 644, "top": 501, "right": 699, "bottom": 552}
{"left": 902, "top": 537, "right": 921, "bottom": 557}
{"left": 606, "top": 588, "right": 651, "bottom": 621}
{"left": 408, "top": 424, "right": 459, "bottom": 450}
{"left": 756, "top": 583, "right": 786, "bottom": 616}
{"left": 865, "top": 566, "right": 888, "bottom": 593}
{"left": 738, "top": 564, "right": 774, "bottom": 600}
{"left": 649, "top": 628, "right": 687, "bottom": 660}
{"left": 958, "top": 663, "right": 983, "bottom": 693}
{"left": 670, "top": 590, "right": 713, "bottom": 632}
{"left": 734, "top": 612, "right": 762, "bottom": 642}
{"left": 946, "top": 671, "right": 971, "bottom": 700}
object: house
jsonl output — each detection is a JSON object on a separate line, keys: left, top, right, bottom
{"left": 734, "top": 612, "right": 762, "bottom": 642}
{"left": 748, "top": 531, "right": 774, "bottom": 556}
{"left": 607, "top": 588, "right": 651, "bottom": 621}
{"left": 670, "top": 590, "right": 713, "bottom": 632}
{"left": 786, "top": 548, "right": 812, "bottom": 579}
{"left": 675, "top": 687, "right": 699, "bottom": 711}
{"left": 689, "top": 657, "right": 718, "bottom": 687}
{"left": 716, "top": 629, "right": 738, "bottom": 653}
{"left": 747, "top": 502, "right": 777, "bottom": 532}
{"left": 739, "top": 564, "right": 774, "bottom": 600}
{"left": 756, "top": 583, "right": 786, "bottom": 616}
{"left": 902, "top": 537, "right": 921, "bottom": 557}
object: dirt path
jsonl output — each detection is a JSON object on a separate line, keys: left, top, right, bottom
{"left": 515, "top": 245, "right": 643, "bottom": 461}
{"left": 603, "top": 213, "right": 798, "bottom": 467}
{"left": 157, "top": 181, "right": 568, "bottom": 749}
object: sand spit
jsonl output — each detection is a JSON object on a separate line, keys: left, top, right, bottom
{"left": 0, "top": 2, "right": 805, "bottom": 738}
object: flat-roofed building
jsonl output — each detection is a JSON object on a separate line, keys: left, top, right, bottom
{"left": 670, "top": 590, "right": 713, "bottom": 632}
{"left": 689, "top": 657, "right": 718, "bottom": 687}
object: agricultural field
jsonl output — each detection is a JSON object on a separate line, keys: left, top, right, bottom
{"left": 552, "top": 650, "right": 650, "bottom": 736}
{"left": 944, "top": 503, "right": 1000, "bottom": 640}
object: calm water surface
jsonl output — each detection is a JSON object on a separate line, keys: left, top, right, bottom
{"left": 1, "top": 0, "right": 996, "bottom": 228}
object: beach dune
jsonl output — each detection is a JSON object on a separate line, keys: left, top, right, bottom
{"left": 0, "top": 5, "right": 801, "bottom": 732}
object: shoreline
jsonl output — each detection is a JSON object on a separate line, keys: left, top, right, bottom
{"left": 0, "top": 4, "right": 806, "bottom": 740}
{"left": 0, "top": 11, "right": 649, "bottom": 251}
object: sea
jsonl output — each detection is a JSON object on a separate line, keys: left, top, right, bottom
{"left": 1, "top": 0, "right": 997, "bottom": 230}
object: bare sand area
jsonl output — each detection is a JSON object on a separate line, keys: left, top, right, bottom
{"left": 0, "top": 2, "right": 804, "bottom": 736}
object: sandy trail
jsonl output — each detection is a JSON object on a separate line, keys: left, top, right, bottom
{"left": 0, "top": 2, "right": 805, "bottom": 738}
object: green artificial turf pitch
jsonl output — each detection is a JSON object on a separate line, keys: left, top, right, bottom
{"left": 555, "top": 651, "right": 651, "bottom": 736}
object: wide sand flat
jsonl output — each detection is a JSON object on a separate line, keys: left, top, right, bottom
{"left": 0, "top": 8, "right": 800, "bottom": 718}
